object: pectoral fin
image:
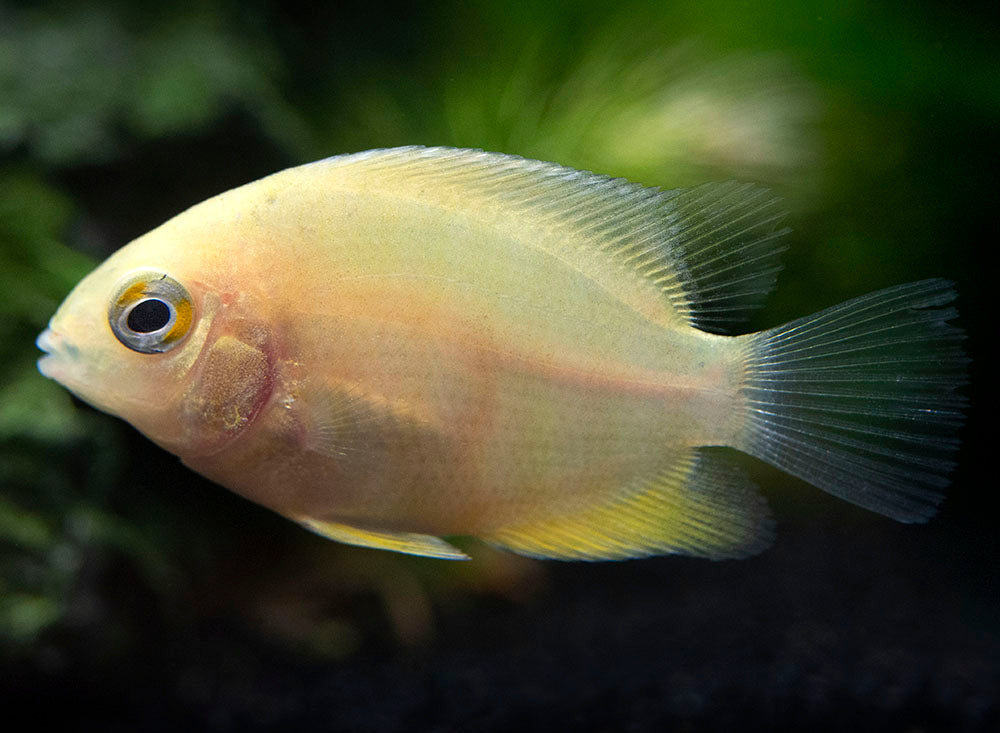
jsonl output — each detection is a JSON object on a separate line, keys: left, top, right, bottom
{"left": 299, "top": 380, "right": 442, "bottom": 461}
{"left": 297, "top": 518, "right": 469, "bottom": 560}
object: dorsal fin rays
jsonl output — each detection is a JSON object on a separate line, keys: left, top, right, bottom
{"left": 313, "top": 146, "right": 789, "bottom": 333}
{"left": 659, "top": 182, "right": 790, "bottom": 331}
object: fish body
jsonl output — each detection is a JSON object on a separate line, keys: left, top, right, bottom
{"left": 37, "top": 147, "right": 966, "bottom": 560}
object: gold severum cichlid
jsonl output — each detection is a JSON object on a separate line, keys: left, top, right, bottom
{"left": 36, "top": 147, "right": 966, "bottom": 561}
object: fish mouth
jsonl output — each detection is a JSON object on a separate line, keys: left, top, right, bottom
{"left": 36, "top": 328, "right": 76, "bottom": 381}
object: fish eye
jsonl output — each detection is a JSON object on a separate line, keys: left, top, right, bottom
{"left": 109, "top": 272, "right": 193, "bottom": 354}
{"left": 127, "top": 298, "right": 172, "bottom": 333}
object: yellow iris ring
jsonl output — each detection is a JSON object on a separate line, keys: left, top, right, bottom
{"left": 109, "top": 271, "right": 194, "bottom": 354}
{"left": 163, "top": 297, "right": 193, "bottom": 344}
{"left": 115, "top": 281, "right": 149, "bottom": 308}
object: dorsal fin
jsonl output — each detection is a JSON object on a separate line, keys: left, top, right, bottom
{"left": 312, "top": 146, "right": 789, "bottom": 333}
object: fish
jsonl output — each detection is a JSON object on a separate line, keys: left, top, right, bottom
{"left": 35, "top": 146, "right": 966, "bottom": 561}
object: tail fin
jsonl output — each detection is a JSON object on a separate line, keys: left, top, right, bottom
{"left": 735, "top": 279, "right": 967, "bottom": 522}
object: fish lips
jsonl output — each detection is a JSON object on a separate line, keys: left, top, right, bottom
{"left": 35, "top": 327, "right": 80, "bottom": 381}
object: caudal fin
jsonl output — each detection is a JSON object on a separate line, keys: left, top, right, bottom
{"left": 735, "top": 279, "right": 967, "bottom": 522}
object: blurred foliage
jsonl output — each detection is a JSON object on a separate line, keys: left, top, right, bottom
{"left": 0, "top": 1, "right": 313, "bottom": 163}
{"left": 0, "top": 0, "right": 994, "bottom": 667}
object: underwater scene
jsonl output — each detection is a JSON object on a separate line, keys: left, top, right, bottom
{"left": 1, "top": 1, "right": 996, "bottom": 730}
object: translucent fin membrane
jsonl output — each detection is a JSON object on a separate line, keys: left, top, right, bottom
{"left": 486, "top": 448, "right": 774, "bottom": 561}
{"left": 660, "top": 182, "right": 789, "bottom": 333}
{"left": 737, "top": 279, "right": 967, "bottom": 522}
{"left": 315, "top": 147, "right": 789, "bottom": 333}
{"left": 297, "top": 518, "right": 470, "bottom": 560}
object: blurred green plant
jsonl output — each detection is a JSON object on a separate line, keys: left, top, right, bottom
{"left": 442, "top": 35, "right": 824, "bottom": 192}
{"left": 0, "top": 3, "right": 314, "bottom": 164}
{"left": 0, "top": 171, "right": 97, "bottom": 648}
{"left": 0, "top": 166, "right": 179, "bottom": 650}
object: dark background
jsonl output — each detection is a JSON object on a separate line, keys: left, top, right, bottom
{"left": 1, "top": 1, "right": 996, "bottom": 730}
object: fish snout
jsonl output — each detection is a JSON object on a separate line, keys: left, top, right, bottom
{"left": 36, "top": 328, "right": 79, "bottom": 380}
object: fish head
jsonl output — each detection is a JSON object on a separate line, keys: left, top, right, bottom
{"left": 36, "top": 227, "right": 275, "bottom": 456}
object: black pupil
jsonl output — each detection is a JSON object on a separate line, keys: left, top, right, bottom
{"left": 127, "top": 299, "right": 171, "bottom": 333}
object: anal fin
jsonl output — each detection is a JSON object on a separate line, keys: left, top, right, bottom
{"left": 298, "top": 518, "right": 470, "bottom": 560}
{"left": 483, "top": 448, "right": 773, "bottom": 561}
